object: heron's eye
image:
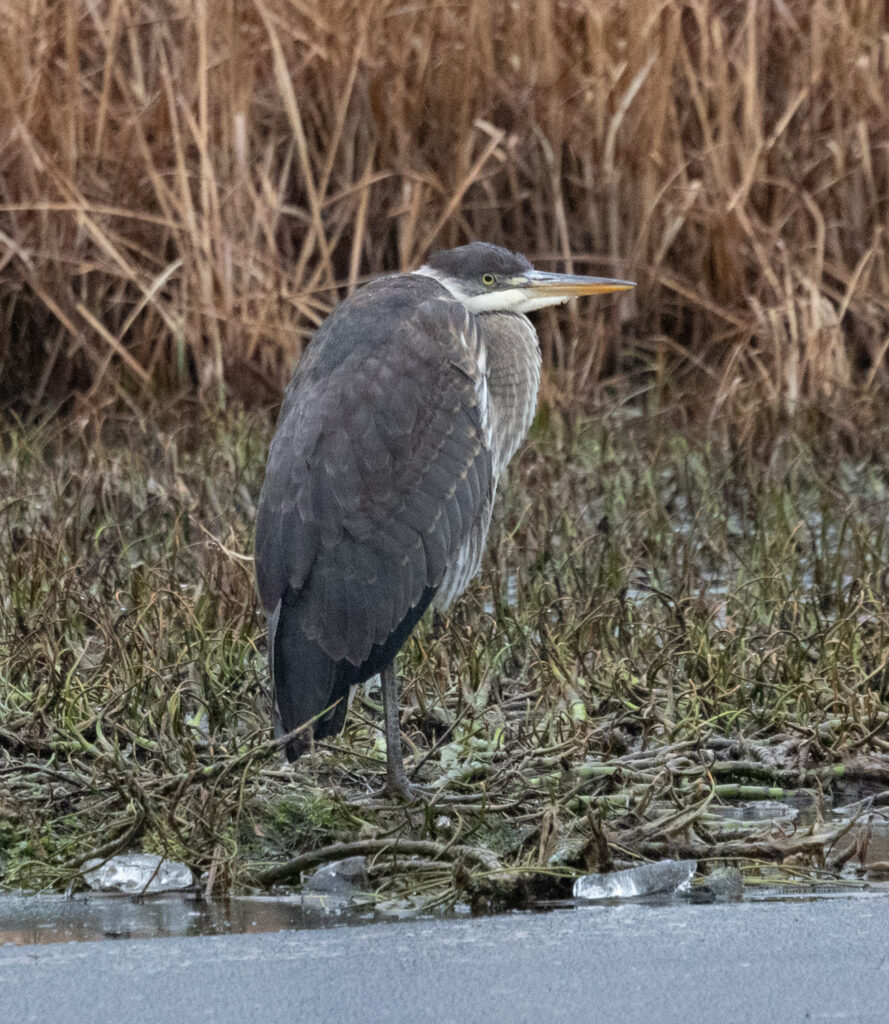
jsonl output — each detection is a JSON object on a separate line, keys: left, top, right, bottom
{"left": 481, "top": 273, "right": 496, "bottom": 286}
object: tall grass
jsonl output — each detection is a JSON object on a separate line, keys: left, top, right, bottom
{"left": 1, "top": 0, "right": 887, "bottom": 422}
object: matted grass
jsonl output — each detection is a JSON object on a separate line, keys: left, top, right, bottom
{"left": 2, "top": 407, "right": 888, "bottom": 905}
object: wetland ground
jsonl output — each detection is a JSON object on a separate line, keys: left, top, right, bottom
{"left": 2, "top": 406, "right": 889, "bottom": 909}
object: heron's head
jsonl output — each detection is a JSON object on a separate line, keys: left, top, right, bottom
{"left": 416, "top": 241, "right": 634, "bottom": 314}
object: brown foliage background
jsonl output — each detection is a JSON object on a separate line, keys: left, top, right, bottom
{"left": 1, "top": 0, "right": 887, "bottom": 421}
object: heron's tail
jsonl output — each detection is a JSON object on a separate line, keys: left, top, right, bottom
{"left": 269, "top": 600, "right": 356, "bottom": 761}
{"left": 269, "top": 583, "right": 438, "bottom": 761}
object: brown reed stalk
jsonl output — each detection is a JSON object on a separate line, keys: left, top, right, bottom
{"left": 0, "top": 0, "right": 886, "bottom": 428}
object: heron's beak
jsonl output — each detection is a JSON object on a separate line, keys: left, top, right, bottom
{"left": 519, "top": 269, "right": 636, "bottom": 297}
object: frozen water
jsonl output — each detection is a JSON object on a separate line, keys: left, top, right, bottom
{"left": 701, "top": 867, "right": 744, "bottom": 900}
{"left": 303, "top": 857, "right": 369, "bottom": 897}
{"left": 82, "top": 853, "right": 194, "bottom": 894}
{"left": 482, "top": 572, "right": 520, "bottom": 614}
{"left": 573, "top": 859, "right": 697, "bottom": 901}
{"left": 711, "top": 800, "right": 799, "bottom": 823}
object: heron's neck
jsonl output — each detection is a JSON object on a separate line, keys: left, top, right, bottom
{"left": 477, "top": 312, "right": 542, "bottom": 477}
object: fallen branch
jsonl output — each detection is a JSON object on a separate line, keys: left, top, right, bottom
{"left": 250, "top": 837, "right": 503, "bottom": 886}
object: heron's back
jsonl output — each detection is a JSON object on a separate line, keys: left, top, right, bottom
{"left": 255, "top": 274, "right": 496, "bottom": 751}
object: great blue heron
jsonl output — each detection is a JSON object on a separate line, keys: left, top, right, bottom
{"left": 255, "top": 242, "right": 634, "bottom": 797}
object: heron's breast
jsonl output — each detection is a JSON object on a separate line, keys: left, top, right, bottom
{"left": 480, "top": 313, "right": 542, "bottom": 478}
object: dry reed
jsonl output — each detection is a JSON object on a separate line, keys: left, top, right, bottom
{"left": 0, "top": 0, "right": 888, "bottom": 426}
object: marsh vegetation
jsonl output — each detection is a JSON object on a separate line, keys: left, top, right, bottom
{"left": 2, "top": 409, "right": 888, "bottom": 906}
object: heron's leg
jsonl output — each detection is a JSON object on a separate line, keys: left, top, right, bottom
{"left": 381, "top": 662, "right": 414, "bottom": 800}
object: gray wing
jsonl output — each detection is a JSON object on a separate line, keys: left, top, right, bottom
{"left": 255, "top": 284, "right": 493, "bottom": 667}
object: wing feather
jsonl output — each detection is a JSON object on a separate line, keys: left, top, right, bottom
{"left": 255, "top": 276, "right": 494, "bottom": 669}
